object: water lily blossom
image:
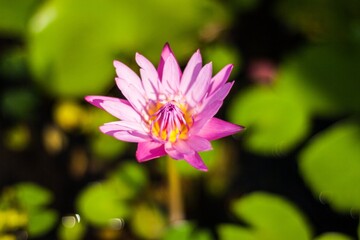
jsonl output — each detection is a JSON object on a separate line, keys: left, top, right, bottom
{"left": 85, "top": 44, "right": 244, "bottom": 171}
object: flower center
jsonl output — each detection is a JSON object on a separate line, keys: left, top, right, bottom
{"left": 150, "top": 102, "right": 190, "bottom": 142}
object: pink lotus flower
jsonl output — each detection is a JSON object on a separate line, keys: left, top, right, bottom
{"left": 85, "top": 44, "right": 243, "bottom": 171}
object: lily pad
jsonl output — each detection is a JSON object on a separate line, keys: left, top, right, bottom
{"left": 230, "top": 192, "right": 312, "bottom": 240}
{"left": 300, "top": 121, "right": 360, "bottom": 212}
{"left": 229, "top": 86, "right": 309, "bottom": 155}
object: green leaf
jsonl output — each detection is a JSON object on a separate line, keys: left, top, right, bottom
{"left": 314, "top": 232, "right": 353, "bottom": 240}
{"left": 107, "top": 161, "right": 148, "bottom": 200}
{"left": 28, "top": 209, "right": 58, "bottom": 237}
{"left": 27, "top": 0, "right": 230, "bottom": 97}
{"left": 218, "top": 224, "right": 256, "bottom": 240}
{"left": 131, "top": 204, "right": 166, "bottom": 240}
{"left": 231, "top": 192, "right": 312, "bottom": 240}
{"left": 117, "top": 162, "right": 148, "bottom": 190}
{"left": 203, "top": 44, "right": 241, "bottom": 76}
{"left": 15, "top": 183, "right": 53, "bottom": 210}
{"left": 192, "top": 229, "right": 213, "bottom": 240}
{"left": 300, "top": 121, "right": 360, "bottom": 212}
{"left": 90, "top": 133, "right": 128, "bottom": 161}
{"left": 58, "top": 219, "right": 86, "bottom": 240}
{"left": 0, "top": 0, "right": 39, "bottom": 35}
{"left": 76, "top": 182, "right": 130, "bottom": 226}
{"left": 276, "top": 45, "right": 360, "bottom": 115}
{"left": 1, "top": 89, "right": 38, "bottom": 120}
{"left": 163, "top": 222, "right": 195, "bottom": 240}
{"left": 229, "top": 86, "right": 309, "bottom": 155}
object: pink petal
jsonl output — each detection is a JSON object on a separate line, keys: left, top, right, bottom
{"left": 180, "top": 49, "right": 202, "bottom": 94}
{"left": 113, "top": 60, "right": 143, "bottom": 90}
{"left": 85, "top": 96, "right": 141, "bottom": 122}
{"left": 209, "top": 64, "right": 233, "bottom": 94}
{"left": 184, "top": 152, "right": 208, "bottom": 171}
{"left": 190, "top": 100, "right": 223, "bottom": 134}
{"left": 173, "top": 140, "right": 194, "bottom": 155}
{"left": 186, "top": 136, "right": 212, "bottom": 152}
{"left": 197, "top": 117, "right": 244, "bottom": 141}
{"left": 157, "top": 43, "right": 179, "bottom": 80}
{"left": 110, "top": 131, "right": 149, "bottom": 142}
{"left": 186, "top": 62, "right": 212, "bottom": 106}
{"left": 201, "top": 82, "right": 234, "bottom": 110}
{"left": 100, "top": 121, "right": 149, "bottom": 142}
{"left": 135, "top": 53, "right": 159, "bottom": 81}
{"left": 115, "top": 77, "right": 146, "bottom": 112}
{"left": 136, "top": 53, "right": 162, "bottom": 97}
{"left": 139, "top": 69, "right": 158, "bottom": 99}
{"left": 136, "top": 141, "right": 166, "bottom": 162}
{"left": 162, "top": 53, "right": 181, "bottom": 94}
{"left": 165, "top": 142, "right": 184, "bottom": 160}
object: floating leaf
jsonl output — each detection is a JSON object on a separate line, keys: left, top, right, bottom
{"left": 90, "top": 133, "right": 128, "bottom": 161}
{"left": 1, "top": 89, "right": 38, "bottom": 120}
{"left": 314, "top": 232, "right": 353, "bottom": 240}
{"left": 276, "top": 45, "right": 360, "bottom": 115}
{"left": 4, "top": 125, "right": 30, "bottom": 151}
{"left": 76, "top": 182, "right": 130, "bottom": 226}
{"left": 203, "top": 44, "right": 241, "bottom": 76}
{"left": 27, "top": 0, "right": 230, "bottom": 97}
{"left": 218, "top": 224, "right": 255, "bottom": 240}
{"left": 231, "top": 192, "right": 312, "bottom": 240}
{"left": 229, "top": 86, "right": 309, "bottom": 155}
{"left": 15, "top": 183, "right": 53, "bottom": 210}
{"left": 192, "top": 229, "right": 213, "bottom": 240}
{"left": 58, "top": 219, "right": 86, "bottom": 240}
{"left": 0, "top": 0, "right": 39, "bottom": 35}
{"left": 163, "top": 222, "right": 195, "bottom": 240}
{"left": 130, "top": 204, "right": 166, "bottom": 240}
{"left": 107, "top": 161, "right": 148, "bottom": 199}
{"left": 300, "top": 121, "right": 360, "bottom": 212}
{"left": 27, "top": 209, "right": 58, "bottom": 237}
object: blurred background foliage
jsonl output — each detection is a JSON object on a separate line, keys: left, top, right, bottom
{"left": 0, "top": 0, "right": 359, "bottom": 239}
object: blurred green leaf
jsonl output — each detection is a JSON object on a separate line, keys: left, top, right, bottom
{"left": 85, "top": 108, "right": 117, "bottom": 133}
{"left": 58, "top": 220, "right": 86, "bottom": 240}
{"left": 27, "top": 0, "right": 230, "bottom": 97}
{"left": 0, "top": 0, "right": 39, "bottom": 35}
{"left": 229, "top": 86, "right": 309, "bottom": 155}
{"left": 192, "top": 229, "right": 213, "bottom": 240}
{"left": 76, "top": 182, "right": 130, "bottom": 226}
{"left": 163, "top": 222, "right": 194, "bottom": 240}
{"left": 15, "top": 183, "right": 53, "bottom": 209}
{"left": 4, "top": 125, "right": 30, "bottom": 151}
{"left": 314, "top": 232, "right": 353, "bottom": 240}
{"left": 275, "top": 0, "right": 359, "bottom": 42}
{"left": 231, "top": 192, "right": 312, "bottom": 240}
{"left": 27, "top": 209, "right": 58, "bottom": 237}
{"left": 107, "top": 161, "right": 148, "bottom": 199}
{"left": 90, "top": 133, "right": 128, "bottom": 161}
{"left": 118, "top": 162, "right": 148, "bottom": 190}
{"left": 0, "top": 49, "right": 28, "bottom": 82}
{"left": 300, "top": 121, "right": 360, "bottom": 212}
{"left": 230, "top": 0, "right": 260, "bottom": 12}
{"left": 276, "top": 45, "right": 360, "bottom": 115}
{"left": 131, "top": 204, "right": 166, "bottom": 240}
{"left": 1, "top": 89, "right": 38, "bottom": 120}
{"left": 218, "top": 224, "right": 255, "bottom": 240}
{"left": 203, "top": 44, "right": 241, "bottom": 76}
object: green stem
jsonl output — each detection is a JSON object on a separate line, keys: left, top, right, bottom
{"left": 167, "top": 156, "right": 184, "bottom": 224}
